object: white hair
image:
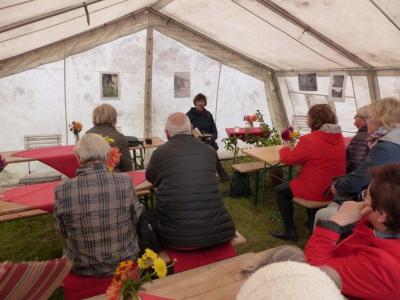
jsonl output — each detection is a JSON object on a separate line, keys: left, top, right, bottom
{"left": 165, "top": 112, "right": 192, "bottom": 137}
{"left": 74, "top": 133, "right": 110, "bottom": 163}
{"left": 356, "top": 105, "right": 370, "bottom": 118}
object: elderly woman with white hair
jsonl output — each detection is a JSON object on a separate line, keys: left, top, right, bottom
{"left": 86, "top": 103, "right": 132, "bottom": 172}
{"left": 54, "top": 133, "right": 143, "bottom": 276}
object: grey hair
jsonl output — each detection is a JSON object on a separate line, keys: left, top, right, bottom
{"left": 74, "top": 133, "right": 110, "bottom": 163}
{"left": 165, "top": 112, "right": 192, "bottom": 137}
{"left": 356, "top": 105, "right": 370, "bottom": 119}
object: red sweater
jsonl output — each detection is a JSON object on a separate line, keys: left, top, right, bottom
{"left": 279, "top": 130, "right": 345, "bottom": 201}
{"left": 305, "top": 219, "right": 400, "bottom": 300}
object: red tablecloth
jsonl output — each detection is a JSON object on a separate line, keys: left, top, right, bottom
{"left": 13, "top": 146, "right": 78, "bottom": 178}
{"left": 225, "top": 127, "right": 267, "bottom": 141}
{"left": 3, "top": 171, "right": 146, "bottom": 213}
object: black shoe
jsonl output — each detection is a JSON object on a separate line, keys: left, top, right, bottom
{"left": 271, "top": 229, "right": 297, "bottom": 242}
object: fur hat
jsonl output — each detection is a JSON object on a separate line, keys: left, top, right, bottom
{"left": 236, "top": 261, "right": 344, "bottom": 300}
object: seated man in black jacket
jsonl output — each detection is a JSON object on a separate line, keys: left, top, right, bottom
{"left": 145, "top": 112, "right": 236, "bottom": 249}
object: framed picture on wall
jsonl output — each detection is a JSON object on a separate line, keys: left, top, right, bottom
{"left": 328, "top": 73, "right": 347, "bottom": 102}
{"left": 174, "top": 72, "right": 190, "bottom": 98}
{"left": 101, "top": 73, "right": 120, "bottom": 99}
{"left": 298, "top": 73, "right": 317, "bottom": 91}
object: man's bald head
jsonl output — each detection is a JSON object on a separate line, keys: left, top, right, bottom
{"left": 165, "top": 112, "right": 192, "bottom": 138}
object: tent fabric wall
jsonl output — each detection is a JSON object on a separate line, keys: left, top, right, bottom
{"left": 278, "top": 74, "right": 375, "bottom": 136}
{"left": 1, "top": 1, "right": 400, "bottom": 155}
{"left": 0, "top": 29, "right": 272, "bottom": 182}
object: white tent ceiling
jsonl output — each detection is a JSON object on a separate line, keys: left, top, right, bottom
{"left": 1, "top": 0, "right": 400, "bottom": 73}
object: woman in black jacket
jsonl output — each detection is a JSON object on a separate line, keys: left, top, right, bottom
{"left": 186, "top": 93, "right": 229, "bottom": 181}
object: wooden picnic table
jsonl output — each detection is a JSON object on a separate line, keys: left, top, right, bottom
{"left": 0, "top": 176, "right": 153, "bottom": 223}
{"left": 241, "top": 145, "right": 283, "bottom": 166}
{"left": 241, "top": 145, "right": 292, "bottom": 205}
{"left": 130, "top": 137, "right": 165, "bottom": 170}
{"left": 1, "top": 137, "right": 165, "bottom": 165}
{"left": 87, "top": 250, "right": 271, "bottom": 300}
{"left": 1, "top": 150, "right": 35, "bottom": 164}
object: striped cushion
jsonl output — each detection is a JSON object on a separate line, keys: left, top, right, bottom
{"left": 0, "top": 257, "right": 71, "bottom": 300}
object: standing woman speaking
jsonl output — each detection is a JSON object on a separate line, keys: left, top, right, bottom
{"left": 186, "top": 93, "right": 229, "bottom": 181}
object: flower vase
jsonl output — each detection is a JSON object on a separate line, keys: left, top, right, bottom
{"left": 123, "top": 291, "right": 142, "bottom": 300}
{"left": 244, "top": 121, "right": 253, "bottom": 130}
{"left": 74, "top": 134, "right": 80, "bottom": 143}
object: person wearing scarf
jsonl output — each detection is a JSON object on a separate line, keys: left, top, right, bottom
{"left": 314, "top": 97, "right": 400, "bottom": 226}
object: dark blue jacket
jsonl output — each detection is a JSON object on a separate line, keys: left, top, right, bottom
{"left": 334, "top": 127, "right": 400, "bottom": 203}
{"left": 186, "top": 107, "right": 218, "bottom": 150}
{"left": 346, "top": 125, "right": 369, "bottom": 173}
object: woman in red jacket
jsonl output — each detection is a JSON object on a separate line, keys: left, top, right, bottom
{"left": 271, "top": 104, "right": 346, "bottom": 241}
{"left": 305, "top": 163, "right": 400, "bottom": 300}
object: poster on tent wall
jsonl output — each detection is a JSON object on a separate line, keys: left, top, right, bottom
{"left": 101, "top": 73, "right": 120, "bottom": 100}
{"left": 298, "top": 73, "right": 317, "bottom": 91}
{"left": 174, "top": 72, "right": 190, "bottom": 98}
{"left": 328, "top": 73, "right": 347, "bottom": 102}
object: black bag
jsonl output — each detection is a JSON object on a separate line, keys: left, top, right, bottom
{"left": 229, "top": 171, "right": 249, "bottom": 197}
{"left": 137, "top": 210, "right": 163, "bottom": 254}
{"left": 126, "top": 136, "right": 140, "bottom": 147}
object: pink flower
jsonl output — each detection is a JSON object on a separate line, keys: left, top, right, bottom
{"left": 281, "top": 127, "right": 292, "bottom": 141}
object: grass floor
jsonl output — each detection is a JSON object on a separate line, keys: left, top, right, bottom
{"left": 0, "top": 158, "right": 311, "bottom": 298}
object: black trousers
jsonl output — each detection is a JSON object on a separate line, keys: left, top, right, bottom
{"left": 275, "top": 182, "right": 295, "bottom": 229}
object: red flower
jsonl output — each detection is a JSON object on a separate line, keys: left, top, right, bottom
{"left": 281, "top": 127, "right": 294, "bottom": 141}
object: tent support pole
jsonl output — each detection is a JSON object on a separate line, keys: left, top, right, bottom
{"left": 144, "top": 26, "right": 154, "bottom": 138}
{"left": 264, "top": 72, "right": 288, "bottom": 131}
{"left": 367, "top": 71, "right": 381, "bottom": 101}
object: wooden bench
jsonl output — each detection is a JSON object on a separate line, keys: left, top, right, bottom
{"left": 231, "top": 161, "right": 265, "bottom": 205}
{"left": 19, "top": 134, "right": 63, "bottom": 185}
{"left": 135, "top": 179, "right": 155, "bottom": 208}
{"left": 231, "top": 230, "right": 247, "bottom": 247}
{"left": 293, "top": 198, "right": 331, "bottom": 229}
{"left": 293, "top": 197, "right": 331, "bottom": 209}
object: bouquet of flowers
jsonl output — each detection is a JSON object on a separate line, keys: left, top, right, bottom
{"left": 107, "top": 147, "right": 121, "bottom": 172}
{"left": 69, "top": 121, "right": 83, "bottom": 142}
{"left": 106, "top": 249, "right": 173, "bottom": 300}
{"left": 281, "top": 126, "right": 300, "bottom": 145}
{"left": 244, "top": 115, "right": 257, "bottom": 123}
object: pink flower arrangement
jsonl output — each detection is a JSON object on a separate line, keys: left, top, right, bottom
{"left": 281, "top": 127, "right": 300, "bottom": 143}
{"left": 244, "top": 115, "right": 257, "bottom": 122}
{"left": 107, "top": 147, "right": 121, "bottom": 172}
